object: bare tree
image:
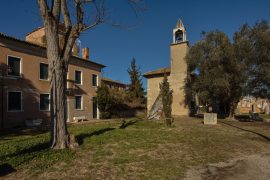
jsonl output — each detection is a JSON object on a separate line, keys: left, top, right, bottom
{"left": 37, "top": 0, "right": 144, "bottom": 149}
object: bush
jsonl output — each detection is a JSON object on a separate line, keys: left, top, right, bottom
{"left": 96, "top": 84, "right": 136, "bottom": 119}
{"left": 95, "top": 85, "right": 116, "bottom": 119}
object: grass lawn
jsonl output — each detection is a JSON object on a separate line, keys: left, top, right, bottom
{"left": 260, "top": 113, "right": 270, "bottom": 120}
{"left": 1, "top": 117, "right": 270, "bottom": 179}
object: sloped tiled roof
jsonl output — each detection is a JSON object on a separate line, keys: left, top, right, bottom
{"left": 143, "top": 67, "right": 170, "bottom": 78}
{"left": 101, "top": 77, "right": 126, "bottom": 86}
{"left": 0, "top": 32, "right": 105, "bottom": 68}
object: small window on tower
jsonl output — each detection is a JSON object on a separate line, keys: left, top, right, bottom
{"left": 175, "top": 30, "right": 183, "bottom": 43}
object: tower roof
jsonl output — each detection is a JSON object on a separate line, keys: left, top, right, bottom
{"left": 175, "top": 19, "right": 184, "bottom": 29}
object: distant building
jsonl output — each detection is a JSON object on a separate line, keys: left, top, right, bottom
{"left": 143, "top": 19, "right": 189, "bottom": 116}
{"left": 237, "top": 96, "right": 270, "bottom": 114}
{"left": 101, "top": 77, "right": 127, "bottom": 91}
{"left": 0, "top": 28, "right": 105, "bottom": 128}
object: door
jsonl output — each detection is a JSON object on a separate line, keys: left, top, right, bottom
{"left": 65, "top": 99, "right": 69, "bottom": 122}
{"left": 93, "top": 97, "right": 97, "bottom": 119}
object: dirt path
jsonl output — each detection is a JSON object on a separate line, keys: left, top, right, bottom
{"left": 185, "top": 154, "right": 270, "bottom": 180}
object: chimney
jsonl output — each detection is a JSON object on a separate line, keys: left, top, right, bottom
{"left": 82, "top": 47, "right": 89, "bottom": 60}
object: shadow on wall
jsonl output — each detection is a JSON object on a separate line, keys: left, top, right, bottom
{"left": 1, "top": 63, "right": 90, "bottom": 128}
{"left": 0, "top": 62, "right": 50, "bottom": 129}
{"left": 66, "top": 79, "right": 87, "bottom": 96}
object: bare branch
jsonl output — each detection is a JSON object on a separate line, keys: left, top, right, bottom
{"left": 82, "top": 0, "right": 106, "bottom": 32}
{"left": 62, "top": 27, "right": 78, "bottom": 64}
{"left": 128, "top": 0, "right": 147, "bottom": 15}
{"left": 37, "top": 0, "right": 50, "bottom": 21}
{"left": 52, "top": 0, "right": 61, "bottom": 21}
{"left": 61, "top": 0, "right": 72, "bottom": 29}
{"left": 75, "top": 0, "right": 84, "bottom": 32}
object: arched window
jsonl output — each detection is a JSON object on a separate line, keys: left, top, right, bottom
{"left": 175, "top": 30, "right": 183, "bottom": 43}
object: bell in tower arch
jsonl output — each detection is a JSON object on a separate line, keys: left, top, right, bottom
{"left": 175, "top": 29, "right": 183, "bottom": 43}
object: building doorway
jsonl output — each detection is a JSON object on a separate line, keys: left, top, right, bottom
{"left": 65, "top": 99, "right": 69, "bottom": 122}
{"left": 93, "top": 97, "right": 98, "bottom": 119}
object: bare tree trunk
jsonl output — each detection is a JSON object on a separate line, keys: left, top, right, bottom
{"left": 229, "top": 102, "right": 237, "bottom": 119}
{"left": 37, "top": 0, "right": 126, "bottom": 149}
{"left": 49, "top": 56, "right": 70, "bottom": 149}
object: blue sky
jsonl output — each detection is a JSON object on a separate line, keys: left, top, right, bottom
{"left": 0, "top": 0, "right": 270, "bottom": 88}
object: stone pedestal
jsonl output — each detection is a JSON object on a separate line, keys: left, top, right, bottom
{"left": 204, "top": 113, "right": 217, "bottom": 125}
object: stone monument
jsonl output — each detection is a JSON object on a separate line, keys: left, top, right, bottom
{"left": 204, "top": 113, "right": 217, "bottom": 125}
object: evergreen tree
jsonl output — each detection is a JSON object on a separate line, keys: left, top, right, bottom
{"left": 127, "top": 58, "right": 145, "bottom": 104}
{"left": 160, "top": 73, "right": 173, "bottom": 126}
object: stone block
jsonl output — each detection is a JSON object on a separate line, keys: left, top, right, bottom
{"left": 204, "top": 113, "right": 217, "bottom": 125}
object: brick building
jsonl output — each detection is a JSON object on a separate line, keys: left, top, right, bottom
{"left": 0, "top": 30, "right": 105, "bottom": 128}
{"left": 236, "top": 96, "right": 270, "bottom": 114}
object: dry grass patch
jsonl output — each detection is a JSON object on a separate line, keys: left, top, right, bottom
{"left": 1, "top": 117, "right": 270, "bottom": 179}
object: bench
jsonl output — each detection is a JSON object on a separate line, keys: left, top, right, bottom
{"left": 249, "top": 112, "right": 263, "bottom": 121}
{"left": 25, "top": 118, "right": 43, "bottom": 127}
{"left": 73, "top": 116, "right": 87, "bottom": 123}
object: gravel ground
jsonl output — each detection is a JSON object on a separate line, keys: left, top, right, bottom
{"left": 185, "top": 154, "right": 270, "bottom": 180}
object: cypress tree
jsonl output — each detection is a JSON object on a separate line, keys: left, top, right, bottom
{"left": 160, "top": 73, "right": 173, "bottom": 126}
{"left": 127, "top": 57, "right": 145, "bottom": 104}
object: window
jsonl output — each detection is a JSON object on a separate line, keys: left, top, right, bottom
{"left": 92, "top": 74, "right": 98, "bottom": 86}
{"left": 40, "top": 94, "right": 50, "bottom": 111}
{"left": 8, "top": 56, "right": 21, "bottom": 76}
{"left": 8, "top": 92, "right": 22, "bottom": 111}
{"left": 40, "top": 63, "right": 49, "bottom": 80}
{"left": 75, "top": 96, "right": 82, "bottom": 110}
{"left": 75, "top": 70, "right": 82, "bottom": 84}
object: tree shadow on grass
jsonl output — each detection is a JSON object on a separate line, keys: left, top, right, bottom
{"left": 119, "top": 119, "right": 138, "bottom": 129}
{"left": 220, "top": 121, "right": 270, "bottom": 142}
{"left": 76, "top": 119, "right": 139, "bottom": 145}
{"left": 76, "top": 127, "right": 116, "bottom": 145}
{"left": 0, "top": 127, "right": 48, "bottom": 138}
{"left": 0, "top": 141, "right": 49, "bottom": 177}
{"left": 0, "top": 163, "right": 16, "bottom": 177}
{"left": 0, "top": 142, "right": 50, "bottom": 163}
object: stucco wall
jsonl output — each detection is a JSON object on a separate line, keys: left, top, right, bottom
{"left": 170, "top": 42, "right": 189, "bottom": 116}
{"left": 25, "top": 28, "right": 46, "bottom": 47}
{"left": 145, "top": 41, "right": 189, "bottom": 117}
{"left": 0, "top": 36, "right": 102, "bottom": 128}
{"left": 146, "top": 75, "right": 164, "bottom": 114}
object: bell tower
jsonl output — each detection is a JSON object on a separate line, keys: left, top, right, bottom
{"left": 170, "top": 19, "right": 189, "bottom": 116}
{"left": 173, "top": 19, "right": 187, "bottom": 44}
